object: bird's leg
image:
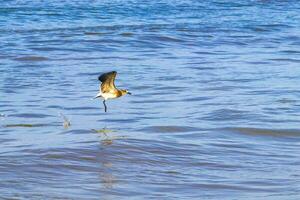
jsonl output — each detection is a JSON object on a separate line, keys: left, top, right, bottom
{"left": 103, "top": 100, "right": 107, "bottom": 112}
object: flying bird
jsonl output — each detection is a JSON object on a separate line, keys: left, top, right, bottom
{"left": 94, "top": 71, "right": 131, "bottom": 112}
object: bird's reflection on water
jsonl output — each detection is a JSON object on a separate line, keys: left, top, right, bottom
{"left": 92, "top": 127, "right": 126, "bottom": 145}
{"left": 98, "top": 157, "right": 116, "bottom": 200}
{"left": 99, "top": 155, "right": 116, "bottom": 191}
{"left": 96, "top": 131, "right": 120, "bottom": 199}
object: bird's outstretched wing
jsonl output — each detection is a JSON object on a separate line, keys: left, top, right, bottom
{"left": 98, "top": 71, "right": 117, "bottom": 93}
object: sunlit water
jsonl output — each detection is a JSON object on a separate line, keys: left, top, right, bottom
{"left": 1, "top": 1, "right": 300, "bottom": 199}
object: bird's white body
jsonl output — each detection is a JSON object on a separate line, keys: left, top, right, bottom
{"left": 95, "top": 92, "right": 117, "bottom": 100}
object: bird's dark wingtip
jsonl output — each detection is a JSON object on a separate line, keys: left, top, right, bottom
{"left": 98, "top": 71, "right": 117, "bottom": 82}
{"left": 98, "top": 74, "right": 102, "bottom": 81}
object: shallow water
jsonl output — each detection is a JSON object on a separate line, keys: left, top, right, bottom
{"left": 1, "top": 0, "right": 300, "bottom": 199}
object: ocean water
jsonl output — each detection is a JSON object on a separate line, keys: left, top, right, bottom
{"left": 1, "top": 0, "right": 300, "bottom": 199}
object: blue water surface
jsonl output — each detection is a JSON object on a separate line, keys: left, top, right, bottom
{"left": 1, "top": 1, "right": 300, "bottom": 199}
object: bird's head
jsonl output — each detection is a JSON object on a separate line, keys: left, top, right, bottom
{"left": 121, "top": 89, "right": 132, "bottom": 96}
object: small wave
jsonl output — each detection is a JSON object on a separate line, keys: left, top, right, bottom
{"left": 84, "top": 32, "right": 107, "bottom": 35}
{"left": 120, "top": 32, "right": 133, "bottom": 37}
{"left": 268, "top": 58, "right": 300, "bottom": 63}
{"left": 203, "top": 109, "right": 254, "bottom": 121}
{"left": 142, "top": 35, "right": 183, "bottom": 43}
{"left": 64, "top": 106, "right": 99, "bottom": 110}
{"left": 156, "top": 35, "right": 183, "bottom": 42}
{"left": 140, "top": 125, "right": 199, "bottom": 133}
{"left": 279, "top": 50, "right": 300, "bottom": 54}
{"left": 228, "top": 127, "right": 300, "bottom": 137}
{"left": 194, "top": 51, "right": 219, "bottom": 55}
{"left": 14, "top": 56, "right": 49, "bottom": 61}
{"left": 3, "top": 123, "right": 47, "bottom": 128}
{"left": 9, "top": 113, "right": 52, "bottom": 118}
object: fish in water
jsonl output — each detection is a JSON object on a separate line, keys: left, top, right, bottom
{"left": 94, "top": 71, "right": 131, "bottom": 112}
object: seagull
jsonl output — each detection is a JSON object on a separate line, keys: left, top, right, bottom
{"left": 94, "top": 71, "right": 131, "bottom": 112}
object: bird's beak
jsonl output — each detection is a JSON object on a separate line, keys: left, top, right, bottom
{"left": 127, "top": 92, "right": 132, "bottom": 95}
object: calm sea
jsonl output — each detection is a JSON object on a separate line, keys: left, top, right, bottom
{"left": 1, "top": 0, "right": 300, "bottom": 199}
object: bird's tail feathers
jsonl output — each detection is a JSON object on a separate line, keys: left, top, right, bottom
{"left": 94, "top": 92, "right": 102, "bottom": 99}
